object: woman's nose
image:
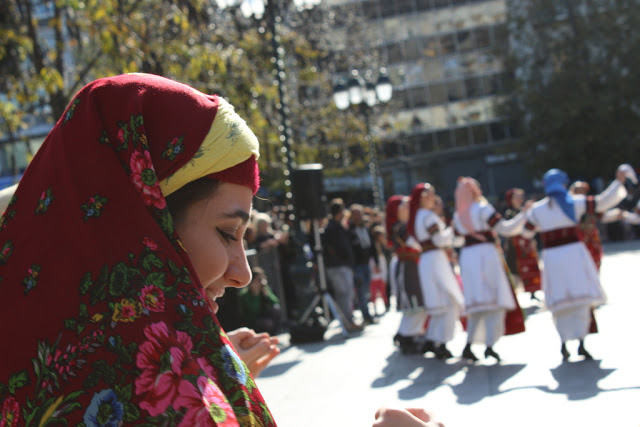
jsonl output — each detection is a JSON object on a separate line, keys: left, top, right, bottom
{"left": 227, "top": 244, "right": 251, "bottom": 288}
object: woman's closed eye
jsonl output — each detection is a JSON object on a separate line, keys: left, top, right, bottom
{"left": 217, "top": 227, "right": 239, "bottom": 243}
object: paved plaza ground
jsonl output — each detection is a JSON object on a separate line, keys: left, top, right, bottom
{"left": 256, "top": 240, "right": 640, "bottom": 427}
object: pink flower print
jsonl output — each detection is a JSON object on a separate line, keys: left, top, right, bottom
{"left": 140, "top": 285, "right": 165, "bottom": 312}
{"left": 129, "top": 150, "right": 166, "bottom": 210}
{"left": 1, "top": 396, "right": 20, "bottom": 427}
{"left": 117, "top": 127, "right": 127, "bottom": 145}
{"left": 135, "top": 322, "right": 200, "bottom": 416}
{"left": 174, "top": 376, "right": 238, "bottom": 427}
{"left": 142, "top": 237, "right": 159, "bottom": 251}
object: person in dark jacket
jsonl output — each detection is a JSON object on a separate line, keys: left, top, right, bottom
{"left": 322, "top": 198, "right": 363, "bottom": 331}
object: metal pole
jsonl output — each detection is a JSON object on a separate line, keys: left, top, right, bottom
{"left": 361, "top": 105, "right": 384, "bottom": 209}
{"left": 266, "top": 0, "right": 295, "bottom": 212}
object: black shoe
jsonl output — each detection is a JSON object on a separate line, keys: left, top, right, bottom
{"left": 435, "top": 344, "right": 453, "bottom": 360}
{"left": 578, "top": 342, "right": 593, "bottom": 360}
{"left": 421, "top": 340, "right": 435, "bottom": 355}
{"left": 462, "top": 344, "right": 478, "bottom": 362}
{"left": 484, "top": 347, "right": 501, "bottom": 362}
{"left": 393, "top": 333, "right": 401, "bottom": 347}
{"left": 561, "top": 343, "right": 570, "bottom": 360}
{"left": 398, "top": 336, "right": 419, "bottom": 354}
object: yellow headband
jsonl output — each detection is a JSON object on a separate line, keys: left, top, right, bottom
{"left": 159, "top": 97, "right": 260, "bottom": 197}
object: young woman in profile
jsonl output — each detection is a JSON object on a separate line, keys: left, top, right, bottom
{"left": 0, "top": 73, "right": 444, "bottom": 427}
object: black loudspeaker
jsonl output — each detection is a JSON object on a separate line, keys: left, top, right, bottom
{"left": 291, "top": 164, "right": 327, "bottom": 220}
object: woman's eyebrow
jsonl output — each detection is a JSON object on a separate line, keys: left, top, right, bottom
{"left": 220, "top": 209, "right": 251, "bottom": 224}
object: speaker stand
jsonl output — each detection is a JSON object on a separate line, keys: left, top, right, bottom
{"left": 297, "top": 218, "right": 349, "bottom": 338}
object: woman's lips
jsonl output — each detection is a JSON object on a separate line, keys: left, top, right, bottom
{"left": 206, "top": 289, "right": 224, "bottom": 314}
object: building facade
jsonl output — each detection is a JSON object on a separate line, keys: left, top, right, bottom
{"left": 327, "top": 0, "right": 536, "bottom": 204}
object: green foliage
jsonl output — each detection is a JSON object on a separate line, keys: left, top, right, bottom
{"left": 1, "top": 0, "right": 341, "bottom": 192}
{"left": 502, "top": 0, "right": 640, "bottom": 180}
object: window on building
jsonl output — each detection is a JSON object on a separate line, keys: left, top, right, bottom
{"left": 433, "top": 0, "right": 451, "bottom": 9}
{"left": 422, "top": 36, "right": 440, "bottom": 57}
{"left": 447, "top": 80, "right": 466, "bottom": 102}
{"left": 428, "top": 82, "right": 448, "bottom": 105}
{"left": 359, "top": 0, "right": 373, "bottom": 19}
{"left": 457, "top": 30, "right": 474, "bottom": 52}
{"left": 440, "top": 34, "right": 456, "bottom": 55}
{"left": 435, "top": 129, "right": 452, "bottom": 149}
{"left": 423, "top": 59, "right": 444, "bottom": 81}
{"left": 405, "top": 38, "right": 420, "bottom": 61}
{"left": 395, "top": 89, "right": 410, "bottom": 109}
{"left": 464, "top": 76, "right": 484, "bottom": 98}
{"left": 379, "top": 1, "right": 396, "bottom": 18}
{"left": 483, "top": 74, "right": 502, "bottom": 95}
{"left": 409, "top": 87, "right": 429, "bottom": 108}
{"left": 493, "top": 24, "right": 508, "bottom": 49}
{"left": 417, "top": 133, "right": 436, "bottom": 153}
{"left": 490, "top": 121, "right": 507, "bottom": 142}
{"left": 453, "top": 126, "right": 471, "bottom": 147}
{"left": 416, "top": 0, "right": 432, "bottom": 12}
{"left": 471, "top": 124, "right": 489, "bottom": 145}
{"left": 388, "top": 42, "right": 404, "bottom": 63}
{"left": 396, "top": 0, "right": 415, "bottom": 15}
{"left": 474, "top": 27, "right": 491, "bottom": 49}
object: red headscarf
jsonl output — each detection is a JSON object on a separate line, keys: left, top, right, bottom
{"left": 385, "top": 195, "right": 403, "bottom": 247}
{"left": 407, "top": 183, "right": 429, "bottom": 237}
{"left": 0, "top": 74, "right": 273, "bottom": 426}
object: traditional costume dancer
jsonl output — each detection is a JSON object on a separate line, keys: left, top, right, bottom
{"left": 454, "top": 177, "right": 527, "bottom": 362}
{"left": 521, "top": 166, "right": 634, "bottom": 360}
{"left": 503, "top": 188, "right": 542, "bottom": 301}
{"left": 387, "top": 195, "right": 426, "bottom": 354}
{"left": 568, "top": 181, "right": 626, "bottom": 271}
{"left": 408, "top": 183, "right": 464, "bottom": 360}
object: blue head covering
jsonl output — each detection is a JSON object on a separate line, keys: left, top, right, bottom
{"left": 543, "top": 169, "right": 575, "bottom": 221}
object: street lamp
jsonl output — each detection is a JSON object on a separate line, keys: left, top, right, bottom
{"left": 218, "top": 0, "right": 319, "bottom": 220}
{"left": 333, "top": 68, "right": 393, "bottom": 209}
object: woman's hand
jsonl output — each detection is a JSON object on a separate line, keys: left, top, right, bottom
{"left": 373, "top": 407, "right": 444, "bottom": 427}
{"left": 227, "top": 327, "right": 280, "bottom": 378}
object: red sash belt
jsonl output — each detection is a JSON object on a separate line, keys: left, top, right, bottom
{"left": 396, "top": 247, "right": 420, "bottom": 262}
{"left": 464, "top": 230, "right": 495, "bottom": 247}
{"left": 419, "top": 240, "right": 438, "bottom": 253}
{"left": 541, "top": 226, "right": 580, "bottom": 249}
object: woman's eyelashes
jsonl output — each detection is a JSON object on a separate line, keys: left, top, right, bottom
{"left": 217, "top": 227, "right": 239, "bottom": 243}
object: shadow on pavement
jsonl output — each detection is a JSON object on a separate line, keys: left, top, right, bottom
{"left": 397, "top": 357, "right": 468, "bottom": 400}
{"left": 536, "top": 359, "right": 617, "bottom": 400}
{"left": 602, "top": 239, "right": 640, "bottom": 255}
{"left": 370, "top": 349, "right": 437, "bottom": 390}
{"left": 450, "top": 362, "right": 527, "bottom": 404}
{"left": 260, "top": 360, "right": 301, "bottom": 378}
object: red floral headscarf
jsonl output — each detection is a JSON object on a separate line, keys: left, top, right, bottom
{"left": 0, "top": 74, "right": 274, "bottom": 426}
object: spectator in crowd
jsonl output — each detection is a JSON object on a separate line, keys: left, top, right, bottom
{"left": 322, "top": 198, "right": 363, "bottom": 332}
{"left": 349, "top": 203, "right": 377, "bottom": 325}
{"left": 239, "top": 267, "right": 283, "bottom": 335}
{"left": 369, "top": 225, "right": 390, "bottom": 315}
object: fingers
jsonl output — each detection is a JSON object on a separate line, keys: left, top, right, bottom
{"left": 226, "top": 327, "right": 253, "bottom": 344}
{"left": 249, "top": 346, "right": 281, "bottom": 378}
{"left": 239, "top": 336, "right": 272, "bottom": 364}
{"left": 373, "top": 407, "right": 444, "bottom": 427}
